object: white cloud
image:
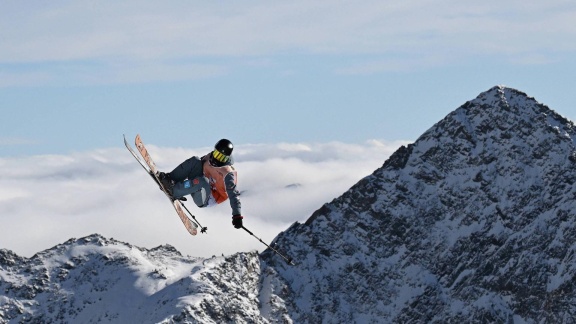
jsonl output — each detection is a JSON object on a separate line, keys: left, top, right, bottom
{"left": 1, "top": 0, "right": 574, "bottom": 84}
{"left": 0, "top": 140, "right": 409, "bottom": 258}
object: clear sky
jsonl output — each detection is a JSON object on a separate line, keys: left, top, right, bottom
{"left": 1, "top": 1, "right": 576, "bottom": 257}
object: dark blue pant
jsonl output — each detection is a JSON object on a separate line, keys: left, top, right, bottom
{"left": 172, "top": 176, "right": 211, "bottom": 208}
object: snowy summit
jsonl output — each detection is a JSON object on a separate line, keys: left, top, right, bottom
{"left": 263, "top": 86, "right": 576, "bottom": 323}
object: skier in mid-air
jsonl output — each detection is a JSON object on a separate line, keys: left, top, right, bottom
{"left": 157, "top": 139, "right": 243, "bottom": 229}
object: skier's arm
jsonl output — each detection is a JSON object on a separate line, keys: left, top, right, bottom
{"left": 224, "top": 172, "right": 241, "bottom": 216}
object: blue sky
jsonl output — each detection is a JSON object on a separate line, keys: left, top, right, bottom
{"left": 2, "top": 0, "right": 576, "bottom": 157}
{"left": 1, "top": 1, "right": 576, "bottom": 257}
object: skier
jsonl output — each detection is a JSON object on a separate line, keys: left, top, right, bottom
{"left": 157, "top": 139, "right": 243, "bottom": 229}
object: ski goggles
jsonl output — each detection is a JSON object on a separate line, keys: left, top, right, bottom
{"left": 212, "top": 149, "right": 230, "bottom": 163}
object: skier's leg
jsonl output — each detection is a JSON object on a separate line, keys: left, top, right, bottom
{"left": 192, "top": 189, "right": 210, "bottom": 208}
{"left": 172, "top": 176, "right": 211, "bottom": 206}
{"left": 168, "top": 156, "right": 203, "bottom": 182}
{"left": 191, "top": 177, "right": 212, "bottom": 208}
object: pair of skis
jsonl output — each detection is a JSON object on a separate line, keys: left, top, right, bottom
{"left": 124, "top": 134, "right": 206, "bottom": 236}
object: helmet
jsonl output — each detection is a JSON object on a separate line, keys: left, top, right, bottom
{"left": 210, "top": 139, "right": 233, "bottom": 166}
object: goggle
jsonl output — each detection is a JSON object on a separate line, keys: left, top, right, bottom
{"left": 212, "top": 149, "right": 230, "bottom": 163}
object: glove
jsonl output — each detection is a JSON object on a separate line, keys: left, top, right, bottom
{"left": 232, "top": 215, "right": 243, "bottom": 229}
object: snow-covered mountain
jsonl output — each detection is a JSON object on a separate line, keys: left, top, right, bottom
{"left": 262, "top": 85, "right": 576, "bottom": 323}
{"left": 0, "top": 235, "right": 263, "bottom": 323}
{"left": 3, "top": 86, "right": 576, "bottom": 323}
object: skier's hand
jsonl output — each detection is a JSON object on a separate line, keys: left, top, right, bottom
{"left": 232, "top": 215, "right": 243, "bottom": 229}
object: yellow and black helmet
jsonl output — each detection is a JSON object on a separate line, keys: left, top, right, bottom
{"left": 210, "top": 139, "right": 233, "bottom": 166}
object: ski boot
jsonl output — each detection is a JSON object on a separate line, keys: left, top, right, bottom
{"left": 156, "top": 172, "right": 188, "bottom": 201}
{"left": 156, "top": 172, "right": 175, "bottom": 196}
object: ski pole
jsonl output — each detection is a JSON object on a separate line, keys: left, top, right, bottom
{"left": 242, "top": 226, "right": 294, "bottom": 266}
{"left": 180, "top": 202, "right": 208, "bottom": 234}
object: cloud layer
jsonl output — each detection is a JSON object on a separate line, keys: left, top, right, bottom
{"left": 0, "top": 139, "right": 408, "bottom": 258}
{"left": 1, "top": 0, "right": 575, "bottom": 85}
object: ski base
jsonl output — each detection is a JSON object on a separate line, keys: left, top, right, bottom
{"left": 124, "top": 134, "right": 198, "bottom": 236}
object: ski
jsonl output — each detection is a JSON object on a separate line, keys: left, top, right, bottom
{"left": 124, "top": 134, "right": 198, "bottom": 236}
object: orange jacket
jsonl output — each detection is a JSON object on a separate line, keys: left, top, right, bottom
{"left": 202, "top": 155, "right": 239, "bottom": 205}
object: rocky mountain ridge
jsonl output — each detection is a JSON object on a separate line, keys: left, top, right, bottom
{"left": 1, "top": 235, "right": 263, "bottom": 323}
{"left": 261, "top": 85, "right": 576, "bottom": 323}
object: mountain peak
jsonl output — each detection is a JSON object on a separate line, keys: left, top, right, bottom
{"left": 415, "top": 86, "right": 574, "bottom": 159}
{"left": 471, "top": 84, "right": 528, "bottom": 104}
{"left": 459, "top": 85, "right": 571, "bottom": 129}
{"left": 475, "top": 84, "right": 515, "bottom": 100}
{"left": 263, "top": 86, "right": 576, "bottom": 322}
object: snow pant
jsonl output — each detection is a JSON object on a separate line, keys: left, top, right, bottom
{"left": 172, "top": 176, "right": 212, "bottom": 208}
